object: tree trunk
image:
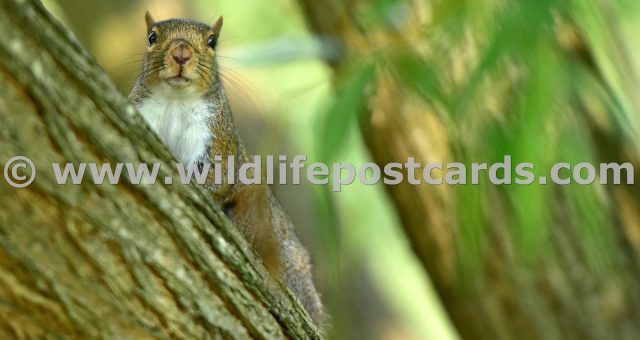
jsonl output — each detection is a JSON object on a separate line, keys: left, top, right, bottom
{"left": 0, "top": 0, "right": 321, "bottom": 338}
{"left": 297, "top": 0, "right": 640, "bottom": 339}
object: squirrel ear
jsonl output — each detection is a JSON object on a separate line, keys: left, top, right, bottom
{"left": 212, "top": 16, "right": 223, "bottom": 37}
{"left": 145, "top": 11, "right": 156, "bottom": 32}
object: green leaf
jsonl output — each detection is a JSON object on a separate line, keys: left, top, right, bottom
{"left": 317, "top": 63, "right": 376, "bottom": 163}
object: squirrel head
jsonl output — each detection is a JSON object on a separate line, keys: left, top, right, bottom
{"left": 141, "top": 12, "right": 223, "bottom": 93}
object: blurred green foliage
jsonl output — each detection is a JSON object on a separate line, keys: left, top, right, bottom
{"left": 317, "top": 0, "right": 640, "bottom": 290}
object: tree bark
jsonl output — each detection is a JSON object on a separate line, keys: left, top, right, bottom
{"left": 297, "top": 0, "right": 640, "bottom": 339}
{"left": 0, "top": 0, "right": 321, "bottom": 338}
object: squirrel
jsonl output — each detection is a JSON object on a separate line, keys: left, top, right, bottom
{"left": 128, "top": 12, "right": 325, "bottom": 326}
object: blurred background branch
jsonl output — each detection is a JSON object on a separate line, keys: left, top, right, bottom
{"left": 296, "top": 0, "right": 640, "bottom": 339}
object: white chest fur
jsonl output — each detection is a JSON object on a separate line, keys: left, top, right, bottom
{"left": 137, "top": 88, "right": 214, "bottom": 166}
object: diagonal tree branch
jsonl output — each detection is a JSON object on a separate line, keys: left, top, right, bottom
{"left": 0, "top": 0, "right": 322, "bottom": 338}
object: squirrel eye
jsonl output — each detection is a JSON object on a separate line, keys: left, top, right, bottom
{"left": 148, "top": 32, "right": 158, "bottom": 46}
{"left": 207, "top": 35, "right": 217, "bottom": 49}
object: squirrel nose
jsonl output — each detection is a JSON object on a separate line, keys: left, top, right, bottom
{"left": 171, "top": 42, "right": 192, "bottom": 65}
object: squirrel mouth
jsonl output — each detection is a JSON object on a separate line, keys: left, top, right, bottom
{"left": 165, "top": 73, "right": 191, "bottom": 86}
{"left": 160, "top": 66, "right": 194, "bottom": 87}
{"left": 169, "top": 76, "right": 189, "bottom": 82}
